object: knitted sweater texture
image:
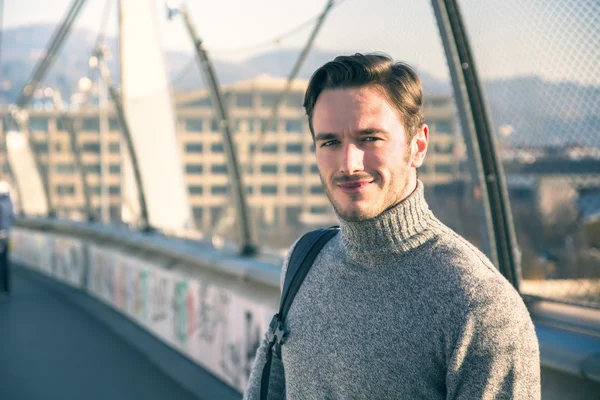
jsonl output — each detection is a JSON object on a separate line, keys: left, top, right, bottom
{"left": 244, "top": 181, "right": 540, "bottom": 399}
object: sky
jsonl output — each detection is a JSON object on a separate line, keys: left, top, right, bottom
{"left": 3, "top": 0, "right": 598, "bottom": 84}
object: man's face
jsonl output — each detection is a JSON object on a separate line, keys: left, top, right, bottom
{"left": 312, "top": 86, "right": 428, "bottom": 221}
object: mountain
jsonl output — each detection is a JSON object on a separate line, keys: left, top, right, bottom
{"left": 0, "top": 25, "right": 451, "bottom": 103}
{"left": 483, "top": 77, "right": 599, "bottom": 147}
{"left": 1, "top": 24, "right": 597, "bottom": 148}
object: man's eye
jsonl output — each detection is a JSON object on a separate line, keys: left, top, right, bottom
{"left": 363, "top": 137, "right": 380, "bottom": 142}
{"left": 321, "top": 140, "right": 339, "bottom": 147}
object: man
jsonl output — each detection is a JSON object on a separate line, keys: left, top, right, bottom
{"left": 245, "top": 53, "right": 540, "bottom": 399}
{"left": 0, "top": 181, "right": 13, "bottom": 296}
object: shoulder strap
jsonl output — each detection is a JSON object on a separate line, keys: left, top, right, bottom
{"left": 260, "top": 226, "right": 339, "bottom": 400}
{"left": 279, "top": 226, "right": 339, "bottom": 318}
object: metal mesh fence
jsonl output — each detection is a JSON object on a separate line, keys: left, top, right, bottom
{"left": 457, "top": 0, "right": 600, "bottom": 306}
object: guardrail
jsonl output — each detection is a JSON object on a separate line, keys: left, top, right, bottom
{"left": 11, "top": 217, "right": 600, "bottom": 395}
{"left": 11, "top": 217, "right": 282, "bottom": 394}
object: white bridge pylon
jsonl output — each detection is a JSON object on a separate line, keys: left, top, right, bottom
{"left": 5, "top": 130, "right": 48, "bottom": 216}
{"left": 119, "top": 0, "right": 194, "bottom": 232}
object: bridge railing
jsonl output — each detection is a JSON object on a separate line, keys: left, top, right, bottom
{"left": 11, "top": 216, "right": 281, "bottom": 394}
{"left": 11, "top": 209, "right": 600, "bottom": 394}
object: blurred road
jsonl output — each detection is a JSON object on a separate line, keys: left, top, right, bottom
{"left": 0, "top": 268, "right": 199, "bottom": 400}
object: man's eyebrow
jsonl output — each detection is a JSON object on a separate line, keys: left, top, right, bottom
{"left": 356, "top": 128, "right": 388, "bottom": 135}
{"left": 314, "top": 132, "right": 338, "bottom": 141}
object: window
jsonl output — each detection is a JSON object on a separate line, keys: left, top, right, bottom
{"left": 262, "top": 143, "right": 278, "bottom": 153}
{"left": 109, "top": 143, "right": 120, "bottom": 153}
{"left": 56, "top": 184, "right": 75, "bottom": 195}
{"left": 29, "top": 117, "right": 49, "bottom": 132}
{"left": 188, "top": 185, "right": 203, "bottom": 195}
{"left": 183, "top": 98, "right": 212, "bottom": 108}
{"left": 236, "top": 93, "right": 254, "bottom": 108}
{"left": 82, "top": 142, "right": 100, "bottom": 153}
{"left": 310, "top": 185, "right": 324, "bottom": 194}
{"left": 434, "top": 121, "right": 452, "bottom": 133}
{"left": 211, "top": 164, "right": 228, "bottom": 174}
{"left": 434, "top": 143, "right": 454, "bottom": 154}
{"left": 56, "top": 164, "right": 74, "bottom": 174}
{"left": 84, "top": 164, "right": 100, "bottom": 174}
{"left": 109, "top": 164, "right": 121, "bottom": 174}
{"left": 286, "top": 143, "right": 303, "bottom": 153}
{"left": 34, "top": 142, "right": 49, "bottom": 153}
{"left": 185, "top": 119, "right": 203, "bottom": 132}
{"left": 109, "top": 118, "right": 120, "bottom": 131}
{"left": 419, "top": 164, "right": 428, "bottom": 173}
{"left": 310, "top": 164, "right": 319, "bottom": 174}
{"left": 186, "top": 164, "right": 204, "bottom": 174}
{"left": 261, "top": 185, "right": 277, "bottom": 195}
{"left": 261, "top": 93, "right": 279, "bottom": 107}
{"left": 261, "top": 164, "right": 278, "bottom": 174}
{"left": 286, "top": 165, "right": 303, "bottom": 175}
{"left": 260, "top": 119, "right": 279, "bottom": 132}
{"left": 286, "top": 206, "right": 302, "bottom": 223}
{"left": 57, "top": 118, "right": 72, "bottom": 131}
{"left": 211, "top": 185, "right": 228, "bottom": 195}
{"left": 435, "top": 163, "right": 453, "bottom": 174}
{"left": 285, "top": 119, "right": 303, "bottom": 133}
{"left": 109, "top": 185, "right": 120, "bottom": 195}
{"left": 83, "top": 118, "right": 100, "bottom": 132}
{"left": 210, "top": 119, "right": 219, "bottom": 132}
{"left": 211, "top": 143, "right": 224, "bottom": 153}
{"left": 286, "top": 185, "right": 302, "bottom": 194}
{"left": 192, "top": 207, "right": 204, "bottom": 219}
{"left": 310, "top": 206, "right": 329, "bottom": 214}
{"left": 185, "top": 143, "right": 203, "bottom": 153}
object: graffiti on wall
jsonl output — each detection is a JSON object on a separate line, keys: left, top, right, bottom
{"left": 12, "top": 228, "right": 275, "bottom": 394}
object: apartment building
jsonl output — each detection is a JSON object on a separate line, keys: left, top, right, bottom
{"left": 0, "top": 74, "right": 461, "bottom": 231}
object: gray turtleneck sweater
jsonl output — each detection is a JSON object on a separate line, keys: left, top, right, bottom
{"left": 244, "top": 182, "right": 540, "bottom": 399}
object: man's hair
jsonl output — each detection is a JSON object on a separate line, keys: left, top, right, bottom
{"left": 303, "top": 53, "right": 424, "bottom": 143}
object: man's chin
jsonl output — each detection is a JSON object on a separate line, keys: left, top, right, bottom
{"left": 335, "top": 204, "right": 376, "bottom": 222}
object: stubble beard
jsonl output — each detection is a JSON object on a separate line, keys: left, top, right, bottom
{"left": 318, "top": 144, "right": 415, "bottom": 222}
{"left": 320, "top": 171, "right": 411, "bottom": 222}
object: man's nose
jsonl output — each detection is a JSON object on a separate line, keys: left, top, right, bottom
{"left": 340, "top": 143, "right": 365, "bottom": 175}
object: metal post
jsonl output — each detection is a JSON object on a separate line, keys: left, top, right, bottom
{"left": 17, "top": 0, "right": 88, "bottom": 107}
{"left": 430, "top": 0, "right": 521, "bottom": 289}
{"left": 249, "top": 0, "right": 334, "bottom": 197}
{"left": 96, "top": 54, "right": 151, "bottom": 231}
{"left": 98, "top": 74, "right": 110, "bottom": 223}
{"left": 9, "top": 111, "right": 55, "bottom": 218}
{"left": 176, "top": 6, "right": 257, "bottom": 256}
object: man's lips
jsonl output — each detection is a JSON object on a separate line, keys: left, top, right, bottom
{"left": 337, "top": 181, "right": 372, "bottom": 194}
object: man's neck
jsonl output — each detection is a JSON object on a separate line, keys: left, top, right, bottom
{"left": 337, "top": 180, "right": 440, "bottom": 265}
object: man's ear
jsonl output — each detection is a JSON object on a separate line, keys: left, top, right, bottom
{"left": 410, "top": 124, "right": 429, "bottom": 168}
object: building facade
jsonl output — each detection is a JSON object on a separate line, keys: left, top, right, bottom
{"left": 0, "top": 75, "right": 461, "bottom": 234}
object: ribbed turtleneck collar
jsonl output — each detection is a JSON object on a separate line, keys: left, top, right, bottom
{"left": 338, "top": 180, "right": 439, "bottom": 265}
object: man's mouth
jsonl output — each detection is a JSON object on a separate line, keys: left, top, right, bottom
{"left": 338, "top": 181, "right": 372, "bottom": 194}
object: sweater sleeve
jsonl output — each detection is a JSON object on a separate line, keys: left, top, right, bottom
{"left": 244, "top": 239, "right": 300, "bottom": 400}
{"left": 243, "top": 335, "right": 286, "bottom": 400}
{"left": 446, "top": 278, "right": 541, "bottom": 400}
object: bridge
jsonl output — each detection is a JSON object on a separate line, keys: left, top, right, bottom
{"left": 1, "top": 0, "right": 599, "bottom": 399}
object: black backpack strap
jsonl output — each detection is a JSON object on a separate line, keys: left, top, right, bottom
{"left": 260, "top": 226, "right": 339, "bottom": 400}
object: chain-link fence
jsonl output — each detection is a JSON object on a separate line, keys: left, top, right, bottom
{"left": 457, "top": 0, "right": 600, "bottom": 307}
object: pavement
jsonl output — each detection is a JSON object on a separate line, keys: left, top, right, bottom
{"left": 0, "top": 267, "right": 201, "bottom": 400}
